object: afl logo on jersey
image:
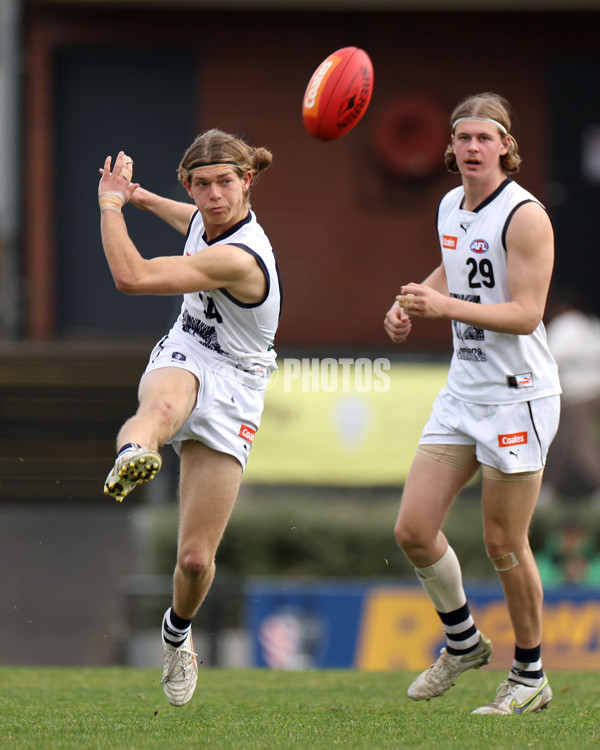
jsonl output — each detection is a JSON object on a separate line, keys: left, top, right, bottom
{"left": 470, "top": 239, "right": 489, "bottom": 254}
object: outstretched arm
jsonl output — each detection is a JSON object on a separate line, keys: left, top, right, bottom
{"left": 99, "top": 152, "right": 266, "bottom": 302}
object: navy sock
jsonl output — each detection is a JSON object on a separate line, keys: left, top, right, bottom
{"left": 438, "top": 602, "right": 480, "bottom": 656}
{"left": 117, "top": 442, "right": 142, "bottom": 456}
{"left": 163, "top": 607, "right": 192, "bottom": 648}
{"left": 510, "top": 644, "right": 544, "bottom": 686}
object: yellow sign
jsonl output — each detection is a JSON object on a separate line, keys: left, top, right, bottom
{"left": 355, "top": 586, "right": 600, "bottom": 671}
{"left": 246, "top": 360, "right": 448, "bottom": 485}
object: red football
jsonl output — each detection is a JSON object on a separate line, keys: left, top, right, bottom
{"left": 302, "top": 47, "right": 374, "bottom": 142}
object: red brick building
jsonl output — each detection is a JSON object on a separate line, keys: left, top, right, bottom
{"left": 1, "top": 0, "right": 600, "bottom": 666}
{"left": 15, "top": 0, "right": 600, "bottom": 351}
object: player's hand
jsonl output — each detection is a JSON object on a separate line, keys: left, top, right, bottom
{"left": 396, "top": 282, "right": 448, "bottom": 319}
{"left": 98, "top": 151, "right": 137, "bottom": 208}
{"left": 384, "top": 300, "right": 412, "bottom": 343}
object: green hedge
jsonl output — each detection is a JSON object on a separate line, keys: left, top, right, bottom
{"left": 134, "top": 485, "right": 600, "bottom": 632}
{"left": 143, "top": 484, "right": 600, "bottom": 583}
{"left": 148, "top": 492, "right": 412, "bottom": 580}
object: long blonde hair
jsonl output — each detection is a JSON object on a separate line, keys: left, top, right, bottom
{"left": 178, "top": 129, "right": 273, "bottom": 204}
{"left": 444, "top": 92, "right": 521, "bottom": 175}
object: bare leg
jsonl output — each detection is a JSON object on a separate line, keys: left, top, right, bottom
{"left": 105, "top": 367, "right": 200, "bottom": 502}
{"left": 395, "top": 451, "right": 478, "bottom": 567}
{"left": 159, "top": 441, "right": 241, "bottom": 707}
{"left": 399, "top": 451, "right": 492, "bottom": 702}
{"left": 474, "top": 480, "right": 551, "bottom": 716}
{"left": 481, "top": 474, "right": 543, "bottom": 647}
{"left": 172, "top": 441, "right": 243, "bottom": 619}
{"left": 117, "top": 368, "right": 199, "bottom": 451}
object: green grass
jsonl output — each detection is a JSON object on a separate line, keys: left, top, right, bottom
{"left": 0, "top": 667, "right": 598, "bottom": 749}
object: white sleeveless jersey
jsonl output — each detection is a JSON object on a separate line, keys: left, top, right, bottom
{"left": 437, "top": 178, "right": 561, "bottom": 404}
{"left": 169, "top": 210, "right": 282, "bottom": 376}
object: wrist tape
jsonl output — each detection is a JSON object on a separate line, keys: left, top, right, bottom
{"left": 98, "top": 190, "right": 125, "bottom": 213}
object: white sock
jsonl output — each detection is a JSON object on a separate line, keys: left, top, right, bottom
{"left": 415, "top": 546, "right": 481, "bottom": 654}
{"left": 414, "top": 545, "right": 467, "bottom": 613}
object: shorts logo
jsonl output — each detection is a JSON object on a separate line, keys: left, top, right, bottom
{"left": 239, "top": 424, "right": 256, "bottom": 444}
{"left": 442, "top": 235, "right": 458, "bottom": 250}
{"left": 171, "top": 352, "right": 187, "bottom": 362}
{"left": 498, "top": 431, "right": 528, "bottom": 447}
{"left": 470, "top": 239, "right": 489, "bottom": 254}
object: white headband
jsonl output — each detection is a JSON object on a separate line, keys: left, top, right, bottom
{"left": 452, "top": 116, "right": 508, "bottom": 136}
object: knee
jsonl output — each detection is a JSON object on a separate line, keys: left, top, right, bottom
{"left": 394, "top": 519, "right": 426, "bottom": 556}
{"left": 483, "top": 527, "right": 502, "bottom": 559}
{"left": 483, "top": 527, "right": 521, "bottom": 561}
{"left": 484, "top": 540, "right": 506, "bottom": 561}
{"left": 143, "top": 397, "right": 180, "bottom": 432}
{"left": 177, "top": 547, "right": 215, "bottom": 580}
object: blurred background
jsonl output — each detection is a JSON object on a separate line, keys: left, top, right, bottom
{"left": 2, "top": 0, "right": 600, "bottom": 672}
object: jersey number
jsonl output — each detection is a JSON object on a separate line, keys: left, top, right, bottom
{"left": 202, "top": 294, "right": 223, "bottom": 324}
{"left": 466, "top": 258, "right": 495, "bottom": 288}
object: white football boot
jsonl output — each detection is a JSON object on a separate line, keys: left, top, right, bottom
{"left": 472, "top": 677, "right": 553, "bottom": 715}
{"left": 160, "top": 625, "right": 198, "bottom": 707}
{"left": 104, "top": 444, "right": 162, "bottom": 502}
{"left": 408, "top": 634, "right": 493, "bottom": 701}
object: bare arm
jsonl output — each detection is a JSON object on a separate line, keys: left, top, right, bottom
{"left": 99, "top": 153, "right": 266, "bottom": 302}
{"left": 396, "top": 202, "right": 554, "bottom": 335}
{"left": 129, "top": 186, "right": 196, "bottom": 236}
{"left": 114, "top": 244, "right": 266, "bottom": 301}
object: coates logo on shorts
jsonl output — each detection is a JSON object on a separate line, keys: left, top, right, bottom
{"left": 442, "top": 235, "right": 458, "bottom": 250}
{"left": 498, "top": 431, "right": 528, "bottom": 448}
{"left": 239, "top": 424, "right": 256, "bottom": 444}
{"left": 470, "top": 239, "right": 489, "bottom": 254}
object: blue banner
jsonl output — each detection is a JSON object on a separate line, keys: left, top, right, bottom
{"left": 246, "top": 580, "right": 600, "bottom": 671}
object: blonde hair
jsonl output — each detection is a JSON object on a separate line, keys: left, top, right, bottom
{"left": 444, "top": 92, "right": 521, "bottom": 175}
{"left": 178, "top": 129, "right": 273, "bottom": 204}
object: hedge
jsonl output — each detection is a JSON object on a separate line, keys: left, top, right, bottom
{"left": 142, "top": 483, "right": 600, "bottom": 584}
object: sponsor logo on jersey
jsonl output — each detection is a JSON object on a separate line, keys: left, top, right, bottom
{"left": 498, "top": 431, "right": 528, "bottom": 447}
{"left": 457, "top": 346, "right": 487, "bottom": 362}
{"left": 239, "top": 424, "right": 256, "bottom": 444}
{"left": 506, "top": 372, "right": 534, "bottom": 388}
{"left": 442, "top": 235, "right": 458, "bottom": 250}
{"left": 470, "top": 239, "right": 489, "bottom": 254}
{"left": 181, "top": 308, "right": 224, "bottom": 353}
{"left": 171, "top": 352, "right": 187, "bottom": 362}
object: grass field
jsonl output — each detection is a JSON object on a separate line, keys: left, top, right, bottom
{"left": 0, "top": 667, "right": 598, "bottom": 749}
